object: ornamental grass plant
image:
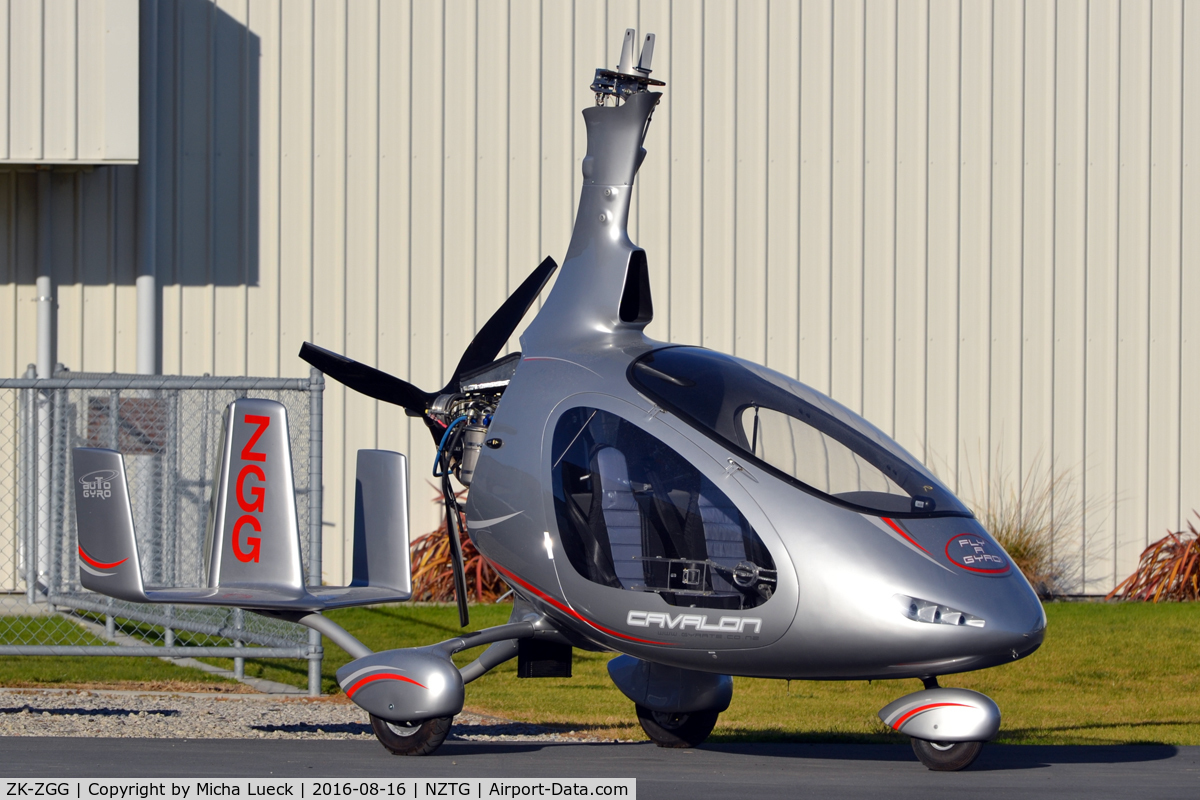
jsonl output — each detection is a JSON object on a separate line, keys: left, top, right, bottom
{"left": 1106, "top": 515, "right": 1200, "bottom": 602}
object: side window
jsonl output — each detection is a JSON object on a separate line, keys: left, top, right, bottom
{"left": 551, "top": 407, "right": 776, "bottom": 609}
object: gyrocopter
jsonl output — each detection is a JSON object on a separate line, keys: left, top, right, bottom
{"left": 73, "top": 29, "right": 1044, "bottom": 771}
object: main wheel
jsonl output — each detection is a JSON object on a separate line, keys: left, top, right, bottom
{"left": 369, "top": 714, "right": 452, "bottom": 756}
{"left": 635, "top": 704, "right": 719, "bottom": 748}
{"left": 910, "top": 738, "right": 983, "bottom": 771}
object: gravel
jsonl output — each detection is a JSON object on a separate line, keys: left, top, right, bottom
{"left": 0, "top": 689, "right": 616, "bottom": 743}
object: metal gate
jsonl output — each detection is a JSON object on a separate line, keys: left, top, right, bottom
{"left": 0, "top": 368, "right": 325, "bottom": 695}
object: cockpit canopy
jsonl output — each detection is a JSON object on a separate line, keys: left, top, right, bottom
{"left": 628, "top": 347, "right": 970, "bottom": 518}
{"left": 551, "top": 406, "right": 777, "bottom": 610}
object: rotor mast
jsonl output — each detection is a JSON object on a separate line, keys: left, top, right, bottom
{"left": 521, "top": 29, "right": 664, "bottom": 354}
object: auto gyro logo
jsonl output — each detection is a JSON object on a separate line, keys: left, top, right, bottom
{"left": 232, "top": 414, "right": 271, "bottom": 564}
{"left": 78, "top": 469, "right": 116, "bottom": 500}
{"left": 944, "top": 534, "right": 1010, "bottom": 574}
{"left": 627, "top": 610, "right": 762, "bottom": 634}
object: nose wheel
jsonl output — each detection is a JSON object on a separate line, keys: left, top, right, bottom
{"left": 910, "top": 738, "right": 983, "bottom": 771}
{"left": 369, "top": 714, "right": 453, "bottom": 755}
{"left": 879, "top": 681, "right": 999, "bottom": 770}
{"left": 635, "top": 704, "right": 719, "bottom": 748}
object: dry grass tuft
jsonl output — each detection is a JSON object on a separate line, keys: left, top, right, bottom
{"left": 962, "top": 453, "right": 1092, "bottom": 598}
{"left": 1106, "top": 515, "right": 1200, "bottom": 602}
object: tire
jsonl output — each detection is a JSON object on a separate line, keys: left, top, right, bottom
{"left": 369, "top": 714, "right": 453, "bottom": 756}
{"left": 910, "top": 738, "right": 984, "bottom": 771}
{"left": 635, "top": 704, "right": 719, "bottom": 748}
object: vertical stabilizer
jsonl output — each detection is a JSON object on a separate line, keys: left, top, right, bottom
{"left": 351, "top": 450, "right": 412, "bottom": 594}
{"left": 73, "top": 448, "right": 150, "bottom": 602}
{"left": 206, "top": 398, "right": 305, "bottom": 591}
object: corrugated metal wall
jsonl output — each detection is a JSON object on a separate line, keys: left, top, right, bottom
{"left": 0, "top": 0, "right": 139, "bottom": 163}
{"left": 1, "top": 0, "right": 1197, "bottom": 593}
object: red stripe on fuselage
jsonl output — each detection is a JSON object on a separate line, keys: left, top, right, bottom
{"left": 882, "top": 517, "right": 930, "bottom": 554}
{"left": 345, "top": 672, "right": 425, "bottom": 699}
{"left": 487, "top": 560, "right": 674, "bottom": 647}
{"left": 78, "top": 547, "right": 128, "bottom": 570}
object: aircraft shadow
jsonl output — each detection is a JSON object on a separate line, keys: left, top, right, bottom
{"left": 0, "top": 705, "right": 179, "bottom": 718}
{"left": 428, "top": 739, "right": 1183, "bottom": 770}
{"left": 251, "top": 722, "right": 580, "bottom": 739}
{"left": 252, "top": 723, "right": 372, "bottom": 735}
{"left": 969, "top": 744, "right": 1180, "bottom": 771}
{"left": 680, "top": 741, "right": 1183, "bottom": 771}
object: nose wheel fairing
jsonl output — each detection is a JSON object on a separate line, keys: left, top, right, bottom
{"left": 879, "top": 687, "right": 1002, "bottom": 743}
{"left": 881, "top": 686, "right": 1000, "bottom": 771}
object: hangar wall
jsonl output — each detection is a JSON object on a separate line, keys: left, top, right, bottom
{"left": 0, "top": 0, "right": 139, "bottom": 164}
{"left": 1, "top": 0, "right": 1197, "bottom": 594}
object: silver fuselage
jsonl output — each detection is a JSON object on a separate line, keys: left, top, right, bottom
{"left": 465, "top": 89, "right": 1045, "bottom": 682}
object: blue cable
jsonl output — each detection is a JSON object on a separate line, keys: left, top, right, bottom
{"left": 433, "top": 415, "right": 469, "bottom": 476}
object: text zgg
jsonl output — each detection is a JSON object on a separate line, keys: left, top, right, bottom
{"left": 232, "top": 414, "right": 271, "bottom": 563}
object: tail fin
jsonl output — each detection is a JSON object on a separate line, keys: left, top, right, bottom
{"left": 206, "top": 398, "right": 305, "bottom": 591}
{"left": 351, "top": 450, "right": 412, "bottom": 595}
{"left": 73, "top": 448, "right": 150, "bottom": 602}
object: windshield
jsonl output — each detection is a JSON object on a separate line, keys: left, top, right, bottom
{"left": 628, "top": 347, "right": 969, "bottom": 518}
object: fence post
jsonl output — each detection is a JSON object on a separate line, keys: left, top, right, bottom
{"left": 105, "top": 390, "right": 119, "bottom": 634}
{"left": 307, "top": 367, "right": 325, "bottom": 697}
{"left": 48, "top": 387, "right": 64, "bottom": 609}
{"left": 35, "top": 386, "right": 53, "bottom": 597}
{"left": 21, "top": 365, "right": 35, "bottom": 605}
{"left": 233, "top": 607, "right": 245, "bottom": 680}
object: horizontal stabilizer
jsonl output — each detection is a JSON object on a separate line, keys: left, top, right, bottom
{"left": 72, "top": 400, "right": 412, "bottom": 613}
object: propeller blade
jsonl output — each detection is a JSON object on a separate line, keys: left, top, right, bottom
{"left": 444, "top": 256, "right": 558, "bottom": 391}
{"left": 299, "top": 342, "right": 434, "bottom": 414}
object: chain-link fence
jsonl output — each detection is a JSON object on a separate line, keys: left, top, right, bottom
{"left": 0, "top": 368, "right": 325, "bottom": 695}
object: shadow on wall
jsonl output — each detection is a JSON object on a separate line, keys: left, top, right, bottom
{"left": 0, "top": 0, "right": 260, "bottom": 289}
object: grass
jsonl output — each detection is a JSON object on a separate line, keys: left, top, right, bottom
{"left": 5, "top": 603, "right": 1197, "bottom": 744}
{"left": 0, "top": 615, "right": 241, "bottom": 691}
{"left": 196, "top": 601, "right": 1200, "bottom": 746}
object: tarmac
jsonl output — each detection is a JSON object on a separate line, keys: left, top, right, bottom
{"left": 0, "top": 738, "right": 1195, "bottom": 800}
